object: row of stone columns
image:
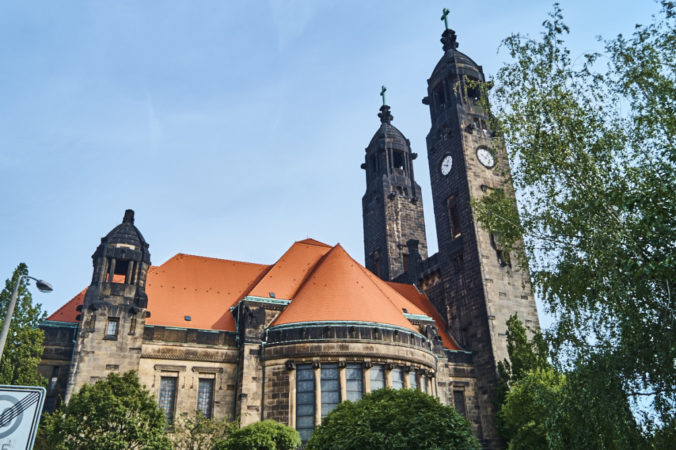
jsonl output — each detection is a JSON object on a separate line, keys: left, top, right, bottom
{"left": 287, "top": 361, "right": 436, "bottom": 429}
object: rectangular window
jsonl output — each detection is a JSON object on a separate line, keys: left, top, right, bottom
{"left": 449, "top": 205, "right": 461, "bottom": 238}
{"left": 370, "top": 364, "right": 385, "bottom": 391}
{"left": 105, "top": 318, "right": 119, "bottom": 338}
{"left": 453, "top": 390, "right": 467, "bottom": 418}
{"left": 420, "top": 375, "right": 427, "bottom": 393}
{"left": 435, "top": 85, "right": 446, "bottom": 107}
{"left": 296, "top": 364, "right": 315, "bottom": 442}
{"left": 197, "top": 378, "right": 214, "bottom": 418}
{"left": 114, "top": 259, "right": 130, "bottom": 283}
{"left": 158, "top": 376, "right": 177, "bottom": 423}
{"left": 409, "top": 371, "right": 418, "bottom": 390}
{"left": 391, "top": 367, "right": 404, "bottom": 390}
{"left": 345, "top": 363, "right": 363, "bottom": 401}
{"left": 392, "top": 150, "right": 406, "bottom": 171}
{"left": 402, "top": 254, "right": 409, "bottom": 273}
{"left": 321, "top": 363, "right": 340, "bottom": 418}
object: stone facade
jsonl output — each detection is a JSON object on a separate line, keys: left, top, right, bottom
{"left": 40, "top": 290, "right": 482, "bottom": 441}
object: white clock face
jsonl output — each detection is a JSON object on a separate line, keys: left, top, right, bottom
{"left": 440, "top": 155, "right": 453, "bottom": 176}
{"left": 477, "top": 148, "right": 495, "bottom": 168}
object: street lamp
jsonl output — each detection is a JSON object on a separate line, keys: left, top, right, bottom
{"left": 0, "top": 274, "right": 53, "bottom": 363}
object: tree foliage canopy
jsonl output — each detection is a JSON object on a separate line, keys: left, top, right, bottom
{"left": 475, "top": 1, "right": 676, "bottom": 425}
{"left": 37, "top": 371, "right": 171, "bottom": 450}
{"left": 306, "top": 388, "right": 479, "bottom": 450}
{"left": 0, "top": 263, "right": 47, "bottom": 386}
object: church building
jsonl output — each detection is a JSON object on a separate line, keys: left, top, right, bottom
{"left": 39, "top": 21, "right": 539, "bottom": 448}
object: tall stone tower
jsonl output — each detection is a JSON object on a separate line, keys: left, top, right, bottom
{"left": 64, "top": 209, "right": 151, "bottom": 401}
{"left": 362, "top": 100, "right": 428, "bottom": 281}
{"left": 422, "top": 24, "right": 540, "bottom": 446}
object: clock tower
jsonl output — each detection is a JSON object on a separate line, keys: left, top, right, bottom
{"left": 422, "top": 24, "right": 540, "bottom": 446}
{"left": 362, "top": 97, "right": 428, "bottom": 282}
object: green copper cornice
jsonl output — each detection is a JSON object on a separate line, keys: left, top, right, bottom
{"left": 404, "top": 313, "right": 435, "bottom": 322}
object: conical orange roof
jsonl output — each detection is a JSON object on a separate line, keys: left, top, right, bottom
{"left": 248, "top": 239, "right": 332, "bottom": 300}
{"left": 271, "top": 245, "right": 419, "bottom": 333}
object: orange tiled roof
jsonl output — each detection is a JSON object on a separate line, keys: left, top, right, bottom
{"left": 144, "top": 254, "right": 270, "bottom": 330}
{"left": 270, "top": 245, "right": 419, "bottom": 333}
{"left": 387, "top": 281, "right": 459, "bottom": 350}
{"left": 46, "top": 239, "right": 459, "bottom": 349}
{"left": 47, "top": 288, "right": 86, "bottom": 323}
{"left": 248, "top": 240, "right": 332, "bottom": 300}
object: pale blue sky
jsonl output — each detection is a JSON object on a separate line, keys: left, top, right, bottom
{"left": 0, "top": 1, "right": 661, "bottom": 319}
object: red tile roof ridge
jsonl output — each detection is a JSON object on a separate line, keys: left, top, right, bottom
{"left": 294, "top": 238, "right": 332, "bottom": 248}
{"left": 240, "top": 265, "right": 275, "bottom": 301}
{"left": 289, "top": 245, "right": 335, "bottom": 299}
{"left": 349, "top": 252, "right": 424, "bottom": 321}
{"left": 162, "top": 252, "right": 271, "bottom": 269}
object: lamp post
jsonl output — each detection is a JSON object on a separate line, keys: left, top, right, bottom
{"left": 0, "top": 274, "right": 53, "bottom": 363}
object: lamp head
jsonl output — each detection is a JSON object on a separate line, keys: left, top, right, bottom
{"left": 35, "top": 280, "right": 53, "bottom": 293}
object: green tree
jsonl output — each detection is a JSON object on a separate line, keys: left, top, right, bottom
{"left": 37, "top": 371, "right": 171, "bottom": 450}
{"left": 496, "top": 315, "right": 550, "bottom": 438}
{"left": 497, "top": 314, "right": 549, "bottom": 404}
{"left": 215, "top": 420, "right": 300, "bottom": 450}
{"left": 173, "top": 412, "right": 236, "bottom": 450}
{"left": 0, "top": 263, "right": 47, "bottom": 386}
{"left": 500, "top": 367, "right": 565, "bottom": 450}
{"left": 306, "top": 389, "right": 479, "bottom": 450}
{"left": 475, "top": 1, "right": 676, "bottom": 427}
{"left": 497, "top": 316, "right": 645, "bottom": 448}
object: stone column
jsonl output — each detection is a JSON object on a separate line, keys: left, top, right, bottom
{"left": 313, "top": 362, "right": 321, "bottom": 426}
{"left": 338, "top": 362, "right": 347, "bottom": 402}
{"left": 384, "top": 363, "right": 393, "bottom": 388}
{"left": 287, "top": 362, "right": 296, "bottom": 429}
{"left": 363, "top": 362, "right": 372, "bottom": 393}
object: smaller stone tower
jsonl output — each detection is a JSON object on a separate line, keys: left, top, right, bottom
{"left": 362, "top": 98, "right": 428, "bottom": 281}
{"left": 64, "top": 209, "right": 151, "bottom": 401}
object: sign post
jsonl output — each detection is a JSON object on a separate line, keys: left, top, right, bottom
{"left": 0, "top": 386, "right": 46, "bottom": 450}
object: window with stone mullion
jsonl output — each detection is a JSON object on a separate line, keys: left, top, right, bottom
{"left": 409, "top": 371, "right": 418, "bottom": 390}
{"left": 370, "top": 364, "right": 385, "bottom": 391}
{"left": 391, "top": 367, "right": 404, "bottom": 389}
{"left": 321, "top": 363, "right": 340, "bottom": 418}
{"left": 296, "top": 364, "right": 315, "bottom": 442}
{"left": 196, "top": 378, "right": 214, "bottom": 418}
{"left": 158, "top": 376, "right": 177, "bottom": 423}
{"left": 345, "top": 363, "right": 363, "bottom": 401}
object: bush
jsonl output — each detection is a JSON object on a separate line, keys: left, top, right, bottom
{"left": 215, "top": 420, "right": 301, "bottom": 450}
{"left": 172, "top": 412, "right": 237, "bottom": 450}
{"left": 306, "top": 388, "right": 479, "bottom": 450}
